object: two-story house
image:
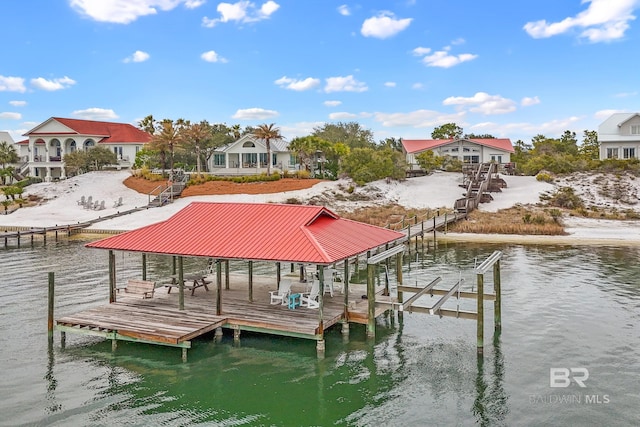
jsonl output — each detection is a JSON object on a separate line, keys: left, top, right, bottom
{"left": 598, "top": 112, "right": 640, "bottom": 160}
{"left": 17, "top": 117, "right": 151, "bottom": 181}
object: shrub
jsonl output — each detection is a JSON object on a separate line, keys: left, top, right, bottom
{"left": 536, "top": 171, "right": 554, "bottom": 182}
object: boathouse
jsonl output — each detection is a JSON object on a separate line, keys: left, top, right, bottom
{"left": 57, "top": 202, "right": 406, "bottom": 359}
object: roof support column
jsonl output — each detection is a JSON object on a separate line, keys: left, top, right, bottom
{"left": 248, "top": 261, "right": 253, "bottom": 302}
{"left": 216, "top": 259, "right": 222, "bottom": 315}
{"left": 317, "top": 266, "right": 324, "bottom": 337}
{"left": 366, "top": 263, "right": 375, "bottom": 339}
{"left": 178, "top": 256, "right": 184, "bottom": 310}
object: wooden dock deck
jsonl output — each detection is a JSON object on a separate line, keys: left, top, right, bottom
{"left": 56, "top": 273, "right": 394, "bottom": 351}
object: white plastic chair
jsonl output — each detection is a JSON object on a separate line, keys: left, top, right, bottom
{"left": 300, "top": 279, "right": 320, "bottom": 309}
{"left": 269, "top": 279, "right": 292, "bottom": 305}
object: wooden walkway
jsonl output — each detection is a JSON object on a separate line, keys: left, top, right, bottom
{"left": 56, "top": 274, "right": 393, "bottom": 350}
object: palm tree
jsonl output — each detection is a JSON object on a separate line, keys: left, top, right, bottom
{"left": 253, "top": 123, "right": 282, "bottom": 176}
{"left": 149, "top": 120, "right": 181, "bottom": 177}
{"left": 0, "top": 141, "right": 18, "bottom": 169}
{"left": 181, "top": 120, "right": 212, "bottom": 177}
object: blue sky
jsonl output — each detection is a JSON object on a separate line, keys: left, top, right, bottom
{"left": 1, "top": 0, "right": 639, "bottom": 144}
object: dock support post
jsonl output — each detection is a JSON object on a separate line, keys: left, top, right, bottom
{"left": 248, "top": 261, "right": 253, "bottom": 302}
{"left": 233, "top": 328, "right": 240, "bottom": 343}
{"left": 216, "top": 260, "right": 222, "bottom": 315}
{"left": 316, "top": 339, "right": 325, "bottom": 359}
{"left": 112, "top": 339, "right": 117, "bottom": 352}
{"left": 494, "top": 260, "right": 501, "bottom": 332}
{"left": 60, "top": 331, "right": 66, "bottom": 348}
{"left": 318, "top": 267, "right": 324, "bottom": 335}
{"left": 142, "top": 253, "right": 147, "bottom": 281}
{"left": 366, "top": 263, "right": 375, "bottom": 339}
{"left": 178, "top": 256, "right": 184, "bottom": 311}
{"left": 48, "top": 272, "right": 54, "bottom": 341}
{"left": 224, "top": 260, "right": 229, "bottom": 290}
{"left": 43, "top": 228, "right": 47, "bottom": 244}
{"left": 109, "top": 250, "right": 115, "bottom": 303}
{"left": 341, "top": 322, "right": 350, "bottom": 336}
{"left": 396, "top": 252, "right": 403, "bottom": 322}
{"left": 276, "top": 262, "right": 281, "bottom": 288}
{"left": 477, "top": 272, "right": 484, "bottom": 354}
{"left": 343, "top": 259, "right": 350, "bottom": 320}
{"left": 172, "top": 256, "right": 177, "bottom": 275}
{"left": 182, "top": 348, "right": 188, "bottom": 363}
{"left": 214, "top": 327, "right": 223, "bottom": 342}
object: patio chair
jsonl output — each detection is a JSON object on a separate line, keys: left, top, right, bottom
{"left": 113, "top": 196, "right": 123, "bottom": 208}
{"left": 77, "top": 195, "right": 85, "bottom": 206}
{"left": 269, "top": 279, "right": 293, "bottom": 305}
{"left": 300, "top": 279, "right": 320, "bottom": 309}
{"left": 83, "top": 196, "right": 93, "bottom": 209}
{"left": 94, "top": 200, "right": 105, "bottom": 210}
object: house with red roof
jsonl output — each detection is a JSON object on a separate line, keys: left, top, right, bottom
{"left": 401, "top": 138, "right": 514, "bottom": 172}
{"left": 17, "top": 117, "right": 151, "bottom": 181}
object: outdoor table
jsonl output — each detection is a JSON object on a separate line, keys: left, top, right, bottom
{"left": 165, "top": 274, "right": 211, "bottom": 296}
{"left": 288, "top": 293, "right": 301, "bottom": 309}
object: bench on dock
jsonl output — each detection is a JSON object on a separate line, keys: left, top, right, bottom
{"left": 117, "top": 279, "right": 156, "bottom": 299}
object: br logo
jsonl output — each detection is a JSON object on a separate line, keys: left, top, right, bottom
{"left": 550, "top": 368, "right": 589, "bottom": 388}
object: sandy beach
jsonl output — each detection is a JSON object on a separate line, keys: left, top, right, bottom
{"left": 2, "top": 170, "right": 639, "bottom": 245}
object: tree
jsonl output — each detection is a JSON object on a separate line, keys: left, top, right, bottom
{"left": 138, "top": 114, "right": 157, "bottom": 135}
{"left": 203, "top": 124, "right": 235, "bottom": 168}
{"left": 432, "top": 123, "right": 463, "bottom": 140}
{"left": 149, "top": 119, "right": 182, "bottom": 177}
{"left": 0, "top": 141, "right": 18, "bottom": 168}
{"left": 88, "top": 146, "right": 118, "bottom": 170}
{"left": 580, "top": 130, "right": 599, "bottom": 160}
{"left": 464, "top": 133, "right": 496, "bottom": 139}
{"left": 288, "top": 136, "right": 318, "bottom": 172}
{"left": 341, "top": 147, "right": 405, "bottom": 185}
{"left": 180, "top": 120, "right": 212, "bottom": 176}
{"left": 380, "top": 137, "right": 403, "bottom": 151}
{"left": 253, "top": 123, "right": 282, "bottom": 176}
{"left": 312, "top": 122, "right": 375, "bottom": 149}
{"left": 415, "top": 150, "right": 443, "bottom": 174}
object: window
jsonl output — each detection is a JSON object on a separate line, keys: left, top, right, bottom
{"left": 463, "top": 155, "right": 480, "bottom": 163}
{"left": 450, "top": 147, "right": 459, "bottom": 152}
{"left": 243, "top": 141, "right": 256, "bottom": 148}
{"left": 623, "top": 148, "right": 636, "bottom": 159}
{"left": 242, "top": 153, "right": 257, "bottom": 166}
{"left": 491, "top": 155, "right": 503, "bottom": 163}
{"left": 631, "top": 125, "right": 640, "bottom": 135}
{"left": 606, "top": 148, "right": 619, "bottom": 159}
{"left": 213, "top": 153, "right": 225, "bottom": 167}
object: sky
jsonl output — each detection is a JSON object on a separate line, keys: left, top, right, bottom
{"left": 1, "top": 0, "right": 639, "bottom": 145}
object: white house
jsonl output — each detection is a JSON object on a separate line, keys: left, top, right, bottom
{"left": 401, "top": 138, "right": 514, "bottom": 171}
{"left": 598, "top": 112, "right": 640, "bottom": 160}
{"left": 207, "top": 134, "right": 295, "bottom": 175}
{"left": 17, "top": 117, "right": 151, "bottom": 181}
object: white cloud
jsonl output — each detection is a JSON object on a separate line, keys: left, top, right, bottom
{"left": 374, "top": 110, "right": 466, "bottom": 128}
{"left": 72, "top": 108, "right": 119, "bottom": 120}
{"left": 594, "top": 109, "right": 625, "bottom": 119}
{"left": 201, "top": 50, "right": 228, "bottom": 63}
{"left": 417, "top": 46, "right": 478, "bottom": 68}
{"left": 203, "top": 1, "right": 280, "bottom": 27}
{"left": 329, "top": 112, "right": 358, "bottom": 120}
{"left": 30, "top": 76, "right": 76, "bottom": 91}
{"left": 124, "top": 50, "right": 150, "bottom": 63}
{"left": 443, "top": 92, "right": 517, "bottom": 115}
{"left": 185, "top": 0, "right": 205, "bottom": 8}
{"left": 523, "top": 0, "right": 638, "bottom": 42}
{"left": 412, "top": 83, "right": 424, "bottom": 90}
{"left": 337, "top": 5, "right": 350, "bottom": 16}
{"left": 0, "top": 75, "right": 26, "bottom": 93}
{"left": 0, "top": 112, "right": 21, "bottom": 120}
{"left": 521, "top": 96, "right": 541, "bottom": 106}
{"left": 384, "top": 82, "right": 396, "bottom": 88}
{"left": 614, "top": 91, "right": 638, "bottom": 97}
{"left": 361, "top": 11, "right": 412, "bottom": 39}
{"left": 9, "top": 100, "right": 27, "bottom": 107}
{"left": 280, "top": 121, "right": 324, "bottom": 140}
{"left": 69, "top": 0, "right": 188, "bottom": 24}
{"left": 451, "top": 37, "right": 466, "bottom": 45}
{"left": 412, "top": 47, "right": 431, "bottom": 56}
{"left": 324, "top": 75, "right": 368, "bottom": 93}
{"left": 232, "top": 107, "right": 279, "bottom": 120}
{"left": 274, "top": 76, "right": 320, "bottom": 91}
{"left": 323, "top": 100, "right": 342, "bottom": 107}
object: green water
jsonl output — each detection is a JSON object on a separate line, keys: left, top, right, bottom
{"left": 1, "top": 239, "right": 639, "bottom": 426}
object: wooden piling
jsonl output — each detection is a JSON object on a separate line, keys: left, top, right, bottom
{"left": 224, "top": 260, "right": 229, "bottom": 290}
{"left": 366, "top": 263, "right": 375, "bottom": 338}
{"left": 47, "top": 272, "right": 54, "bottom": 340}
{"left": 396, "top": 252, "right": 403, "bottom": 321}
{"left": 178, "top": 256, "right": 184, "bottom": 310}
{"left": 216, "top": 260, "right": 222, "bottom": 315}
{"left": 248, "top": 261, "right": 254, "bottom": 302}
{"left": 477, "top": 272, "right": 484, "bottom": 354}
{"left": 494, "top": 260, "right": 501, "bottom": 332}
{"left": 109, "top": 250, "right": 115, "bottom": 303}
{"left": 142, "top": 253, "right": 147, "bottom": 281}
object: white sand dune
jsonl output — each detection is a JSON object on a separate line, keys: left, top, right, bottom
{"left": 1, "top": 170, "right": 639, "bottom": 244}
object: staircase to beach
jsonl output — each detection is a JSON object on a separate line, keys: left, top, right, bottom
{"left": 148, "top": 171, "right": 189, "bottom": 207}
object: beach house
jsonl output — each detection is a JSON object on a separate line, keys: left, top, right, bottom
{"left": 598, "top": 112, "right": 640, "bottom": 160}
{"left": 207, "top": 134, "right": 295, "bottom": 175}
{"left": 401, "top": 137, "right": 514, "bottom": 173}
{"left": 17, "top": 117, "right": 151, "bottom": 181}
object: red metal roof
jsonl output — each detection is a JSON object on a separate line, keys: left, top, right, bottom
{"left": 402, "top": 138, "right": 514, "bottom": 154}
{"left": 25, "top": 117, "right": 151, "bottom": 144}
{"left": 86, "top": 202, "right": 405, "bottom": 264}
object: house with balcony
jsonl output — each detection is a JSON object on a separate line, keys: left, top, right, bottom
{"left": 207, "top": 134, "right": 295, "bottom": 175}
{"left": 598, "top": 112, "right": 640, "bottom": 160}
{"left": 17, "top": 117, "right": 151, "bottom": 181}
{"left": 401, "top": 137, "right": 514, "bottom": 173}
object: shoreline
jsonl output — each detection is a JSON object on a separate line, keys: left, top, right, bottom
{"left": 436, "top": 232, "right": 640, "bottom": 247}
